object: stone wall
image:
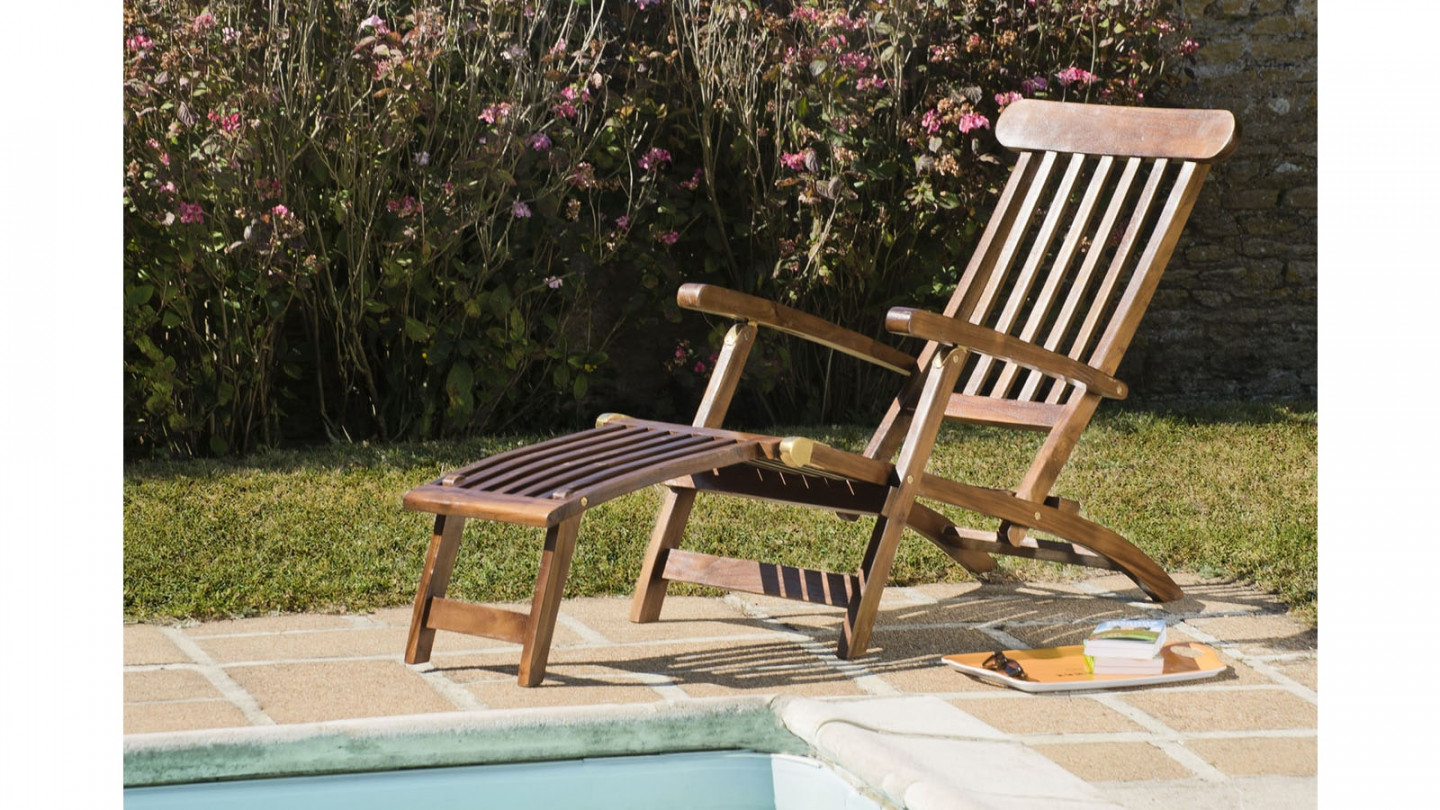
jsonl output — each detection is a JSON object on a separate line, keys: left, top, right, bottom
{"left": 1122, "top": 0, "right": 1317, "bottom": 399}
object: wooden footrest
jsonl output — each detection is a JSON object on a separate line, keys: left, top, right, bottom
{"left": 403, "top": 418, "right": 778, "bottom": 527}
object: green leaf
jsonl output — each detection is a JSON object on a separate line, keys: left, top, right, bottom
{"left": 404, "top": 317, "right": 431, "bottom": 341}
{"left": 573, "top": 375, "right": 588, "bottom": 399}
{"left": 126, "top": 284, "right": 154, "bottom": 308}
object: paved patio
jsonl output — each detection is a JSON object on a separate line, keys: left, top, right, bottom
{"left": 124, "top": 572, "right": 1316, "bottom": 809}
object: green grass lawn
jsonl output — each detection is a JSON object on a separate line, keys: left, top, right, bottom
{"left": 124, "top": 400, "right": 1317, "bottom": 625}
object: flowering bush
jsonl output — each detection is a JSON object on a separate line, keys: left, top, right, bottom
{"left": 124, "top": 0, "right": 1198, "bottom": 455}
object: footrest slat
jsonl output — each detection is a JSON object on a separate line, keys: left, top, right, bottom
{"left": 426, "top": 597, "right": 529, "bottom": 644}
{"left": 661, "top": 549, "right": 857, "bottom": 608}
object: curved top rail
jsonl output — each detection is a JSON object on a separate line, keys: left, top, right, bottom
{"left": 995, "top": 99, "right": 1238, "bottom": 162}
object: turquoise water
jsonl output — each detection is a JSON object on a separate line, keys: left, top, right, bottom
{"left": 124, "top": 751, "right": 871, "bottom": 810}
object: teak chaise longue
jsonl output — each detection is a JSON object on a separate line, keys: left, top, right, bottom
{"left": 400, "top": 99, "right": 1239, "bottom": 686}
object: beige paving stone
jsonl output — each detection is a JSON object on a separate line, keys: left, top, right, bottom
{"left": 1272, "top": 658, "right": 1318, "bottom": 691}
{"left": 124, "top": 625, "right": 190, "bottom": 666}
{"left": 1157, "top": 576, "right": 1291, "bottom": 616}
{"left": 124, "top": 668, "right": 221, "bottom": 703}
{"left": 1186, "top": 736, "right": 1318, "bottom": 777}
{"left": 899, "top": 582, "right": 986, "bottom": 602}
{"left": 364, "top": 606, "right": 422, "bottom": 628}
{"left": 863, "top": 627, "right": 1001, "bottom": 693}
{"left": 468, "top": 668, "right": 666, "bottom": 709}
{"left": 952, "top": 695, "right": 1145, "bottom": 734}
{"left": 1186, "top": 614, "right": 1317, "bottom": 654}
{"left": 226, "top": 660, "right": 456, "bottom": 723}
{"left": 193, "top": 627, "right": 413, "bottom": 663}
{"left": 182, "top": 613, "right": 359, "bottom": 637}
{"left": 125, "top": 701, "right": 251, "bottom": 735}
{"left": 563, "top": 596, "right": 770, "bottom": 643}
{"left": 1120, "top": 689, "right": 1316, "bottom": 732}
{"left": 1031, "top": 742, "right": 1193, "bottom": 782}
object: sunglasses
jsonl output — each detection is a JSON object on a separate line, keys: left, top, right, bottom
{"left": 983, "top": 650, "right": 1027, "bottom": 680}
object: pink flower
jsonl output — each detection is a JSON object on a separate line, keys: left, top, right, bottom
{"left": 614, "top": 215, "right": 631, "bottom": 231}
{"left": 359, "top": 15, "right": 388, "bottom": 34}
{"left": 636, "top": 0, "right": 661, "bottom": 8}
{"left": 657, "top": 230, "right": 679, "bottom": 245}
{"left": 192, "top": 13, "right": 217, "bottom": 34}
{"left": 126, "top": 34, "right": 154, "bottom": 52}
{"left": 780, "top": 149, "right": 814, "bottom": 172}
{"left": 552, "top": 100, "right": 579, "bottom": 120}
{"left": 1179, "top": 38, "right": 1200, "bottom": 56}
{"left": 995, "top": 91, "right": 1024, "bottom": 107}
{"left": 560, "top": 87, "right": 578, "bottom": 101}
{"left": 921, "top": 109, "right": 943, "bottom": 135}
{"left": 512, "top": 200, "right": 532, "bottom": 218}
{"left": 526, "top": 132, "right": 552, "bottom": 151}
{"left": 1055, "top": 66, "right": 1098, "bottom": 87}
{"left": 957, "top": 113, "right": 990, "bottom": 134}
{"left": 159, "top": 181, "right": 177, "bottom": 195}
{"left": 674, "top": 346, "right": 687, "bottom": 360}
{"left": 637, "top": 147, "right": 672, "bottom": 172}
{"left": 680, "top": 168, "right": 703, "bottom": 190}
{"left": 386, "top": 196, "right": 420, "bottom": 217}
{"left": 159, "top": 152, "right": 170, "bottom": 168}
{"left": 544, "top": 276, "right": 563, "bottom": 289}
{"left": 693, "top": 361, "right": 707, "bottom": 374}
{"left": 177, "top": 202, "right": 204, "bottom": 224}
{"left": 479, "top": 102, "right": 511, "bottom": 123}
{"left": 855, "top": 76, "right": 887, "bottom": 91}
{"left": 208, "top": 110, "right": 242, "bottom": 133}
{"left": 271, "top": 204, "right": 291, "bottom": 218}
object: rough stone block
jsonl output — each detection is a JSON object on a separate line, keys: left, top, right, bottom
{"left": 1284, "top": 186, "right": 1317, "bottom": 208}
{"left": 1248, "top": 15, "right": 1304, "bottom": 36}
{"left": 1230, "top": 189, "right": 1280, "bottom": 210}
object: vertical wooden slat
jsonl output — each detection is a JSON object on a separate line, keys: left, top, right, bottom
{"left": 974, "top": 152, "right": 1087, "bottom": 398}
{"left": 964, "top": 151, "right": 1059, "bottom": 338}
{"left": 1045, "top": 157, "right": 1168, "bottom": 405}
{"left": 1017, "top": 156, "right": 1138, "bottom": 401}
{"left": 863, "top": 151, "right": 1043, "bottom": 463}
{"left": 1090, "top": 162, "right": 1210, "bottom": 375}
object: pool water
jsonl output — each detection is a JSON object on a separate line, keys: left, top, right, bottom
{"left": 123, "top": 750, "right": 883, "bottom": 810}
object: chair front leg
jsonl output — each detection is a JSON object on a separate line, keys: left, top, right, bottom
{"left": 518, "top": 517, "right": 582, "bottom": 687}
{"left": 839, "top": 347, "right": 967, "bottom": 659}
{"left": 405, "top": 514, "right": 466, "bottom": 665}
{"left": 630, "top": 322, "right": 757, "bottom": 624}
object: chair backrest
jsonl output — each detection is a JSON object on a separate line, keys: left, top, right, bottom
{"left": 937, "top": 99, "right": 1237, "bottom": 431}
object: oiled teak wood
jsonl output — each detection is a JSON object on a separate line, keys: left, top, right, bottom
{"left": 403, "top": 99, "right": 1235, "bottom": 683}
{"left": 631, "top": 98, "right": 1235, "bottom": 662}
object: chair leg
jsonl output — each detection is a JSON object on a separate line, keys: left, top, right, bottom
{"left": 837, "top": 512, "right": 909, "bottom": 660}
{"left": 630, "top": 487, "right": 697, "bottom": 623}
{"left": 405, "top": 514, "right": 466, "bottom": 665}
{"left": 517, "top": 517, "right": 582, "bottom": 687}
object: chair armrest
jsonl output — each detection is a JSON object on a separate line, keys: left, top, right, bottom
{"left": 885, "top": 307, "right": 1127, "bottom": 399}
{"left": 678, "top": 283, "right": 917, "bottom": 375}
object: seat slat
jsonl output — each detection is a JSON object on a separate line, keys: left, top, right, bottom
{"left": 531, "top": 434, "right": 732, "bottom": 498}
{"left": 446, "top": 424, "right": 632, "bottom": 487}
{"left": 501, "top": 432, "right": 716, "bottom": 496}
{"left": 481, "top": 430, "right": 684, "bottom": 493}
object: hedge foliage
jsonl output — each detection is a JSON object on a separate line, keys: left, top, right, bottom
{"left": 124, "top": 0, "right": 1198, "bottom": 456}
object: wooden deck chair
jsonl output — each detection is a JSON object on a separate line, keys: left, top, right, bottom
{"left": 401, "top": 99, "right": 1237, "bottom": 684}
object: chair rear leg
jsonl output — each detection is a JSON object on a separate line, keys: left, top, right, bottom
{"left": 630, "top": 488, "right": 697, "bottom": 623}
{"left": 405, "top": 514, "right": 466, "bottom": 665}
{"left": 518, "top": 517, "right": 582, "bottom": 687}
